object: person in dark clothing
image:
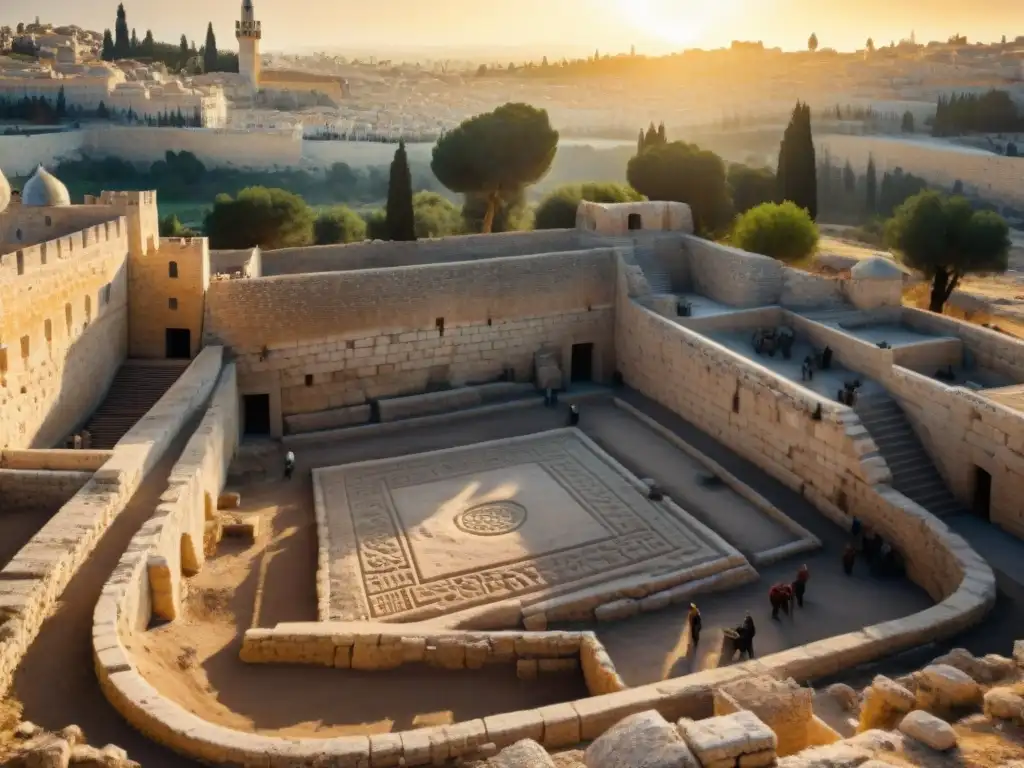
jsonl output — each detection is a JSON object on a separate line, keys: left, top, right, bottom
{"left": 769, "top": 583, "right": 792, "bottom": 620}
{"left": 793, "top": 564, "right": 809, "bottom": 607}
{"left": 842, "top": 543, "right": 856, "bottom": 575}
{"left": 688, "top": 603, "right": 702, "bottom": 647}
{"left": 851, "top": 517, "right": 862, "bottom": 538}
{"left": 822, "top": 346, "right": 833, "bottom": 369}
{"left": 740, "top": 612, "right": 755, "bottom": 658}
{"left": 284, "top": 450, "right": 295, "bottom": 480}
{"left": 568, "top": 403, "right": 579, "bottom": 426}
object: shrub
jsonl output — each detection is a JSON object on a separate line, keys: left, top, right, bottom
{"left": 731, "top": 201, "right": 819, "bottom": 264}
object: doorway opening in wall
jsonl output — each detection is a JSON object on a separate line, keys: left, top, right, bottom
{"left": 570, "top": 342, "right": 594, "bottom": 384}
{"left": 972, "top": 466, "right": 992, "bottom": 521}
{"left": 627, "top": 213, "right": 642, "bottom": 231}
{"left": 165, "top": 328, "right": 191, "bottom": 359}
{"left": 243, "top": 394, "right": 271, "bottom": 436}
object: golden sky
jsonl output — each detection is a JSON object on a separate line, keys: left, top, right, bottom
{"left": 8, "top": 0, "right": 1024, "bottom": 55}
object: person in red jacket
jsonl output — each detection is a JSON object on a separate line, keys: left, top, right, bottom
{"left": 793, "top": 564, "right": 809, "bottom": 608}
{"left": 769, "top": 583, "right": 792, "bottom": 620}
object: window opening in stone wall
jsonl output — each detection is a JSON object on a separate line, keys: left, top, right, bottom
{"left": 305, "top": 374, "right": 314, "bottom": 386}
{"left": 165, "top": 328, "right": 191, "bottom": 359}
{"left": 436, "top": 317, "right": 445, "bottom": 337}
{"left": 45, "top": 216, "right": 52, "bottom": 226}
{"left": 103, "top": 284, "right": 111, "bottom": 305}
{"left": 169, "top": 261, "right": 178, "bottom": 278}
{"left": 16, "top": 251, "right": 24, "bottom": 275}
{"left": 15, "top": 228, "right": 21, "bottom": 240}
{"left": 168, "top": 297, "right": 178, "bottom": 310}
{"left": 44, "top": 320, "right": 52, "bottom": 343}
{"left": 20, "top": 336, "right": 29, "bottom": 359}
{"left": 627, "top": 213, "right": 643, "bottom": 230}
{"left": 732, "top": 389, "right": 741, "bottom": 413}
{"left": 65, "top": 303, "right": 72, "bottom": 330}
{"left": 973, "top": 466, "right": 992, "bottom": 522}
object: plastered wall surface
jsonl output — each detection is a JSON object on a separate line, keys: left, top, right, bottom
{"left": 0, "top": 217, "right": 130, "bottom": 449}
{"left": 260, "top": 230, "right": 583, "bottom": 276}
{"left": 129, "top": 237, "right": 210, "bottom": 359}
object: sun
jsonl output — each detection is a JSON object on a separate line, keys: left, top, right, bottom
{"left": 615, "top": 0, "right": 749, "bottom": 48}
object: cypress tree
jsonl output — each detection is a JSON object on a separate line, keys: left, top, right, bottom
{"left": 55, "top": 86, "right": 66, "bottom": 119}
{"left": 114, "top": 3, "right": 130, "bottom": 58}
{"left": 101, "top": 29, "right": 114, "bottom": 61}
{"left": 203, "top": 23, "right": 218, "bottom": 73}
{"left": 637, "top": 129, "right": 645, "bottom": 155}
{"left": 865, "top": 155, "right": 877, "bottom": 215}
{"left": 656, "top": 121, "right": 666, "bottom": 144}
{"left": 130, "top": 28, "right": 138, "bottom": 53}
{"left": 142, "top": 30, "right": 154, "bottom": 56}
{"left": 777, "top": 101, "right": 818, "bottom": 220}
{"left": 385, "top": 140, "right": 416, "bottom": 241}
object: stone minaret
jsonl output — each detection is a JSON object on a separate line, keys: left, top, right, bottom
{"left": 236, "top": 0, "right": 262, "bottom": 87}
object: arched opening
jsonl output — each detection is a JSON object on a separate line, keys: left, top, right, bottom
{"left": 627, "top": 213, "right": 643, "bottom": 231}
{"left": 181, "top": 533, "right": 200, "bottom": 576}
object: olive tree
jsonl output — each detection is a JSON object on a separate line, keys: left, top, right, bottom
{"left": 431, "top": 103, "right": 558, "bottom": 233}
{"left": 885, "top": 190, "right": 1010, "bottom": 312}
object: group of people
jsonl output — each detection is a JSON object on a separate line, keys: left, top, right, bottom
{"left": 769, "top": 564, "right": 810, "bottom": 620}
{"left": 843, "top": 517, "right": 902, "bottom": 577}
{"left": 687, "top": 603, "right": 757, "bottom": 661}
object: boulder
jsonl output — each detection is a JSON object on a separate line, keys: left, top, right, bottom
{"left": 1013, "top": 639, "right": 1024, "bottom": 667}
{"left": 59, "top": 726, "right": 84, "bottom": 748}
{"left": 19, "top": 735, "right": 71, "bottom": 768}
{"left": 857, "top": 676, "right": 915, "bottom": 732}
{"left": 678, "top": 711, "right": 775, "bottom": 767}
{"left": 586, "top": 711, "right": 698, "bottom": 768}
{"left": 775, "top": 729, "right": 905, "bottom": 768}
{"left": 984, "top": 688, "right": 1024, "bottom": 724}
{"left": 898, "top": 710, "right": 957, "bottom": 751}
{"left": 912, "top": 664, "right": 982, "bottom": 712}
{"left": 489, "top": 739, "right": 556, "bottom": 768}
{"left": 931, "top": 648, "right": 1017, "bottom": 683}
{"left": 825, "top": 683, "right": 859, "bottom": 711}
{"left": 14, "top": 721, "right": 40, "bottom": 739}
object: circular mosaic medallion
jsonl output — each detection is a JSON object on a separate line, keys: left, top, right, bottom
{"left": 454, "top": 501, "right": 528, "bottom": 536}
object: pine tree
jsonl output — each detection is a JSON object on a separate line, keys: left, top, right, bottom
{"left": 843, "top": 160, "right": 856, "bottom": 194}
{"left": 656, "top": 121, "right": 666, "bottom": 144}
{"left": 130, "top": 28, "right": 138, "bottom": 52}
{"left": 114, "top": 3, "right": 130, "bottom": 58}
{"left": 101, "top": 29, "right": 115, "bottom": 61}
{"left": 55, "top": 86, "right": 66, "bottom": 118}
{"left": 777, "top": 101, "right": 818, "bottom": 220}
{"left": 644, "top": 122, "right": 657, "bottom": 148}
{"left": 203, "top": 22, "right": 218, "bottom": 73}
{"left": 96, "top": 100, "right": 109, "bottom": 119}
{"left": 385, "top": 140, "right": 416, "bottom": 241}
{"left": 142, "top": 30, "right": 154, "bottom": 56}
{"left": 637, "top": 129, "right": 645, "bottom": 155}
{"left": 865, "top": 155, "right": 877, "bottom": 215}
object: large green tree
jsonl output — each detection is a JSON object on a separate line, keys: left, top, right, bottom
{"left": 731, "top": 201, "right": 819, "bottom": 265}
{"left": 101, "top": 29, "right": 115, "bottom": 61}
{"left": 411, "top": 192, "right": 462, "bottom": 238}
{"left": 431, "top": 102, "right": 558, "bottom": 234}
{"left": 885, "top": 190, "right": 1010, "bottom": 313}
{"left": 314, "top": 206, "right": 367, "bottom": 245}
{"left": 777, "top": 101, "right": 817, "bottom": 220}
{"left": 203, "top": 23, "right": 218, "bottom": 73}
{"left": 865, "top": 155, "right": 878, "bottom": 215}
{"left": 727, "top": 164, "right": 777, "bottom": 216}
{"left": 204, "top": 187, "right": 314, "bottom": 249}
{"left": 626, "top": 141, "right": 733, "bottom": 235}
{"left": 385, "top": 140, "right": 416, "bottom": 241}
{"left": 114, "top": 3, "right": 130, "bottom": 58}
{"left": 534, "top": 182, "right": 644, "bottom": 230}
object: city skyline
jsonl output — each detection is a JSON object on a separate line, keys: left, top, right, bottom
{"left": 4, "top": 0, "right": 1024, "bottom": 58}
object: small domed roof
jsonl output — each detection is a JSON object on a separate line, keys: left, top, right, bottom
{"left": 0, "top": 168, "right": 11, "bottom": 214}
{"left": 22, "top": 166, "right": 71, "bottom": 207}
{"left": 851, "top": 256, "right": 903, "bottom": 280}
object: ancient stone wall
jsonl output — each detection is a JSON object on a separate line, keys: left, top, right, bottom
{"left": 0, "top": 448, "right": 112, "bottom": 470}
{"left": 0, "top": 347, "right": 222, "bottom": 699}
{"left": 0, "top": 468, "right": 93, "bottom": 513}
{"left": 902, "top": 307, "right": 1024, "bottom": 382}
{"left": 890, "top": 339, "right": 964, "bottom": 373}
{"left": 785, "top": 312, "right": 896, "bottom": 380}
{"left": 0, "top": 206, "right": 126, "bottom": 252}
{"left": 684, "top": 236, "right": 785, "bottom": 307}
{"left": 779, "top": 268, "right": 846, "bottom": 310}
{"left": 259, "top": 229, "right": 583, "bottom": 276}
{"left": 129, "top": 237, "right": 210, "bottom": 359}
{"left": 0, "top": 218, "right": 130, "bottom": 450}
{"left": 886, "top": 365, "right": 1024, "bottom": 539}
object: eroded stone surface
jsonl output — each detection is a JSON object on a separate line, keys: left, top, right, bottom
{"left": 488, "top": 739, "right": 556, "bottom": 768}
{"left": 899, "top": 710, "right": 958, "bottom": 751}
{"left": 585, "top": 710, "right": 697, "bottom": 768}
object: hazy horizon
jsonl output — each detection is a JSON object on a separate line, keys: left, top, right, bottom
{"left": 5, "top": 0, "right": 1024, "bottom": 59}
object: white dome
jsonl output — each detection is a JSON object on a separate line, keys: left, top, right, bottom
{"left": 0, "top": 168, "right": 11, "bottom": 214}
{"left": 22, "top": 166, "right": 71, "bottom": 207}
{"left": 851, "top": 256, "right": 904, "bottom": 280}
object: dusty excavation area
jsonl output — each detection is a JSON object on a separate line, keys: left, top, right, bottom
{"left": 131, "top": 400, "right": 931, "bottom": 736}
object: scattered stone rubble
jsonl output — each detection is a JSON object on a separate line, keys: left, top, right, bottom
{"left": 3, "top": 720, "right": 138, "bottom": 768}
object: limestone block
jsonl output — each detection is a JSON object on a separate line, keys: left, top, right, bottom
{"left": 538, "top": 658, "right": 578, "bottom": 674}
{"left": 369, "top": 733, "right": 403, "bottom": 768}
{"left": 222, "top": 515, "right": 259, "bottom": 541}
{"left": 585, "top": 711, "right": 698, "bottom": 768}
{"left": 912, "top": 664, "right": 982, "bottom": 712}
{"left": 488, "top": 739, "right": 555, "bottom": 768}
{"left": 678, "top": 711, "right": 776, "bottom": 766}
{"left": 537, "top": 703, "right": 580, "bottom": 748}
{"left": 516, "top": 659, "right": 538, "bottom": 681}
{"left": 487, "top": 635, "right": 516, "bottom": 662}
{"left": 217, "top": 492, "right": 241, "bottom": 510}
{"left": 483, "top": 710, "right": 544, "bottom": 749}
{"left": 932, "top": 647, "right": 1017, "bottom": 683}
{"left": 465, "top": 640, "right": 490, "bottom": 670}
{"left": 983, "top": 688, "right": 1024, "bottom": 724}
{"left": 333, "top": 645, "right": 352, "bottom": 669}
{"left": 400, "top": 636, "right": 427, "bottom": 663}
{"left": 426, "top": 638, "right": 465, "bottom": 670}
{"left": 522, "top": 612, "right": 547, "bottom": 631}
{"left": 737, "top": 751, "right": 777, "bottom": 768}
{"left": 14, "top": 734, "right": 71, "bottom": 768}
{"left": 858, "top": 675, "right": 916, "bottom": 732}
{"left": 202, "top": 519, "right": 223, "bottom": 557}
{"left": 594, "top": 599, "right": 638, "bottom": 622}
{"left": 898, "top": 710, "right": 957, "bottom": 751}
{"left": 351, "top": 637, "right": 403, "bottom": 670}
{"left": 825, "top": 683, "right": 859, "bottom": 711}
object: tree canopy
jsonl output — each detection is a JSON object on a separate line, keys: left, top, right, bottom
{"left": 411, "top": 192, "right": 462, "bottom": 239}
{"left": 626, "top": 141, "right": 732, "bottom": 235}
{"left": 727, "top": 164, "right": 777, "bottom": 216}
{"left": 203, "top": 22, "right": 218, "bottom": 74}
{"left": 204, "top": 186, "right": 314, "bottom": 249}
{"left": 313, "top": 206, "right": 367, "bottom": 245}
{"left": 431, "top": 102, "right": 559, "bottom": 233}
{"left": 731, "top": 201, "right": 819, "bottom": 265}
{"left": 385, "top": 140, "right": 416, "bottom": 241}
{"left": 114, "top": 3, "right": 129, "bottom": 58}
{"left": 534, "top": 182, "right": 644, "bottom": 230}
{"left": 777, "top": 101, "right": 817, "bottom": 220}
{"left": 885, "top": 190, "right": 1010, "bottom": 312}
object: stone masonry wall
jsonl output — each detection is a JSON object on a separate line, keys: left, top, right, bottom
{"left": 0, "top": 218, "right": 130, "bottom": 449}
{"left": 0, "top": 347, "right": 222, "bottom": 699}
{"left": 0, "top": 469, "right": 93, "bottom": 514}
{"left": 902, "top": 307, "right": 1024, "bottom": 382}
{"left": 260, "top": 229, "right": 583, "bottom": 276}
{"left": 683, "top": 236, "right": 785, "bottom": 308}
{"left": 0, "top": 205, "right": 127, "bottom": 253}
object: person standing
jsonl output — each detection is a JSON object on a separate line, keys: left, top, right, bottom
{"left": 842, "top": 543, "right": 856, "bottom": 575}
{"left": 284, "top": 450, "right": 295, "bottom": 480}
{"left": 793, "top": 564, "right": 809, "bottom": 608}
{"left": 688, "top": 603, "right": 702, "bottom": 647}
{"left": 741, "top": 612, "right": 755, "bottom": 658}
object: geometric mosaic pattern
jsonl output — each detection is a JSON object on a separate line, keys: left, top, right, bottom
{"left": 314, "top": 429, "right": 727, "bottom": 622}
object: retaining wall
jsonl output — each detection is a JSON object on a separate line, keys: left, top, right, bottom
{"left": 902, "top": 307, "right": 1024, "bottom": 382}
{"left": 0, "top": 469, "right": 93, "bottom": 514}
{"left": 0, "top": 346, "right": 222, "bottom": 698}
{"left": 0, "top": 449, "right": 113, "bottom": 471}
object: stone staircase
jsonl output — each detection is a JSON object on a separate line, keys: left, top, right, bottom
{"left": 632, "top": 243, "right": 672, "bottom": 294}
{"left": 854, "top": 392, "right": 965, "bottom": 517}
{"left": 82, "top": 362, "right": 189, "bottom": 449}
